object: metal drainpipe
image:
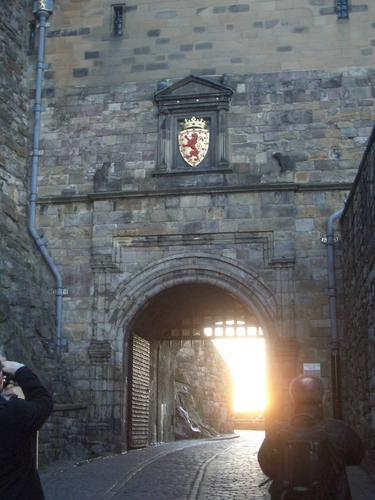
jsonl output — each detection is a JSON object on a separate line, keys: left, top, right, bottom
{"left": 324, "top": 207, "right": 344, "bottom": 420}
{"left": 29, "top": 1, "right": 63, "bottom": 350}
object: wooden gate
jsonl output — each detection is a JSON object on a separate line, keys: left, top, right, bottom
{"left": 128, "top": 333, "right": 150, "bottom": 449}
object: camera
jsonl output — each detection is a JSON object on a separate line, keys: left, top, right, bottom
{"left": 3, "top": 373, "right": 11, "bottom": 388}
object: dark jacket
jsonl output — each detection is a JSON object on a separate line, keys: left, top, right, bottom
{"left": 0, "top": 366, "right": 53, "bottom": 500}
{"left": 258, "top": 405, "right": 365, "bottom": 500}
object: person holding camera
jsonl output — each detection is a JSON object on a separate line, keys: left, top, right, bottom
{"left": 0, "top": 355, "right": 53, "bottom": 500}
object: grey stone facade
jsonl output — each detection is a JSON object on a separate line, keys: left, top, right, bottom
{"left": 341, "top": 125, "right": 375, "bottom": 480}
{"left": 33, "top": 66, "right": 373, "bottom": 458}
{"left": 0, "top": 0, "right": 80, "bottom": 465}
{"left": 0, "top": 0, "right": 375, "bottom": 474}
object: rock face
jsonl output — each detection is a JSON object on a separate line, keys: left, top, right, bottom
{"left": 175, "top": 341, "right": 234, "bottom": 439}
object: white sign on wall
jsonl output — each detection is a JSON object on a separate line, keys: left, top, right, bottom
{"left": 303, "top": 363, "right": 321, "bottom": 377}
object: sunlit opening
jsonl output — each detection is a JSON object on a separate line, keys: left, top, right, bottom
{"left": 213, "top": 336, "right": 266, "bottom": 413}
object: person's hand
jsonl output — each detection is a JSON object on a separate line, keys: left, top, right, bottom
{"left": 0, "top": 354, "right": 6, "bottom": 364}
{"left": 2, "top": 360, "right": 24, "bottom": 376}
{"left": 1, "top": 382, "right": 17, "bottom": 399}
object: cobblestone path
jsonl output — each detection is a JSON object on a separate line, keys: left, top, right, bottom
{"left": 41, "top": 430, "right": 269, "bottom": 499}
{"left": 40, "top": 430, "right": 375, "bottom": 500}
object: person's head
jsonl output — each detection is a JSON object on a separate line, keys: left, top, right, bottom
{"left": 289, "top": 374, "right": 325, "bottom": 407}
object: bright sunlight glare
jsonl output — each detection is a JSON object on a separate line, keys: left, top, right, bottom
{"left": 213, "top": 338, "right": 266, "bottom": 412}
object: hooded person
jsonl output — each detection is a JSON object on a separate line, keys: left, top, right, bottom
{"left": 258, "top": 374, "right": 365, "bottom": 500}
{"left": 0, "top": 355, "right": 53, "bottom": 500}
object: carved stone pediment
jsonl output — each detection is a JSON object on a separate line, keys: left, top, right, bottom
{"left": 154, "top": 75, "right": 233, "bottom": 173}
{"left": 155, "top": 74, "right": 233, "bottom": 102}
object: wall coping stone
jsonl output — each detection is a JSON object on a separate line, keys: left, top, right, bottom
{"left": 36, "top": 181, "right": 353, "bottom": 205}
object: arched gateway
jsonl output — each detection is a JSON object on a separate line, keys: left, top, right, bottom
{"left": 89, "top": 254, "right": 296, "bottom": 452}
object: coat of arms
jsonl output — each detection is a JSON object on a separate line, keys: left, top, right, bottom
{"left": 178, "top": 117, "right": 209, "bottom": 167}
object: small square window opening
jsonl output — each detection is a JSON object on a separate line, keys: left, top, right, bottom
{"left": 112, "top": 5, "right": 125, "bottom": 36}
{"left": 336, "top": 0, "right": 350, "bottom": 19}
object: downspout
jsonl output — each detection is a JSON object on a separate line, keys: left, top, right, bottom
{"left": 29, "top": 0, "right": 63, "bottom": 350}
{"left": 324, "top": 207, "right": 344, "bottom": 420}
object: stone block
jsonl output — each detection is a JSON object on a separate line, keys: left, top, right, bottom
{"left": 295, "top": 218, "right": 315, "bottom": 232}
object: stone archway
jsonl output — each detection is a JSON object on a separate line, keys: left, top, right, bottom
{"left": 107, "top": 253, "right": 285, "bottom": 449}
{"left": 110, "top": 253, "right": 278, "bottom": 336}
{"left": 127, "top": 282, "right": 268, "bottom": 446}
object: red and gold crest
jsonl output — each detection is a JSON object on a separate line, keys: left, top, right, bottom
{"left": 178, "top": 117, "right": 209, "bottom": 167}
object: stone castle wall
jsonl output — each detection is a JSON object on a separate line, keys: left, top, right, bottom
{"left": 0, "top": 0, "right": 239, "bottom": 463}
{"left": 36, "top": 67, "right": 373, "bottom": 198}
{"left": 341, "top": 126, "right": 375, "bottom": 480}
{"left": 0, "top": 0, "right": 30, "bottom": 215}
{"left": 41, "top": 0, "right": 375, "bottom": 86}
{"left": 34, "top": 67, "right": 374, "bottom": 379}
{"left": 0, "top": 0, "right": 86, "bottom": 464}
{"left": 30, "top": 65, "right": 375, "bottom": 455}
{"left": 0, "top": 0, "right": 70, "bottom": 393}
{"left": 1, "top": 0, "right": 375, "bottom": 465}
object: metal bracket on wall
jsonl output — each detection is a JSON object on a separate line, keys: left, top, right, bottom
{"left": 321, "top": 236, "right": 339, "bottom": 244}
{"left": 53, "top": 289, "right": 69, "bottom": 295}
{"left": 33, "top": 62, "right": 49, "bottom": 70}
{"left": 31, "top": 105, "right": 46, "bottom": 112}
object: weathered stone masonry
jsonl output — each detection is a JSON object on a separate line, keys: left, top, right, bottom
{"left": 1, "top": 0, "right": 375, "bottom": 469}
{"left": 341, "top": 126, "right": 375, "bottom": 481}
{"left": 43, "top": 0, "right": 374, "bottom": 86}
{"left": 0, "top": 0, "right": 84, "bottom": 465}
{"left": 35, "top": 66, "right": 374, "bottom": 455}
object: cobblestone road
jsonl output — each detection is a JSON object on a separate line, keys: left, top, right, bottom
{"left": 41, "top": 431, "right": 268, "bottom": 500}
{"left": 40, "top": 430, "right": 375, "bottom": 500}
